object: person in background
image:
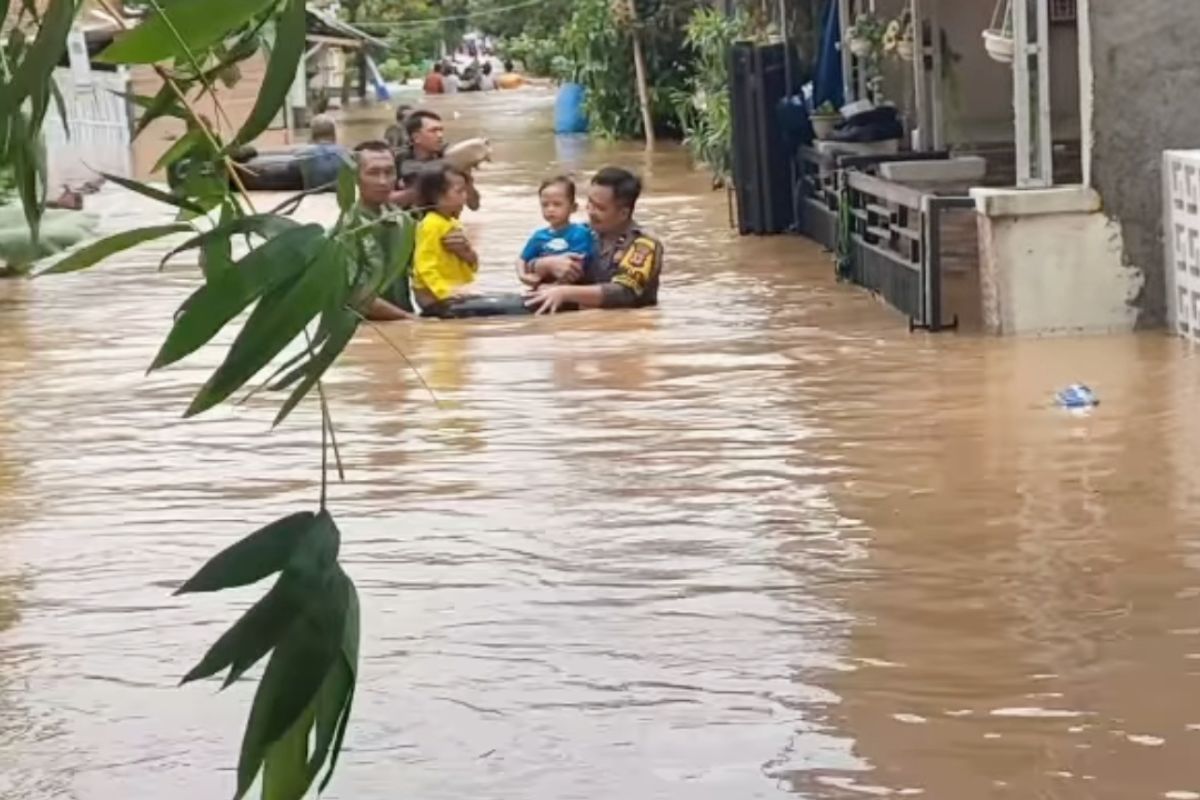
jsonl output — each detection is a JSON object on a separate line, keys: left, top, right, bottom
{"left": 423, "top": 62, "right": 444, "bottom": 94}
{"left": 351, "top": 141, "right": 415, "bottom": 321}
{"left": 477, "top": 62, "right": 496, "bottom": 91}
{"left": 301, "top": 113, "right": 350, "bottom": 189}
{"left": 411, "top": 165, "right": 479, "bottom": 312}
{"left": 497, "top": 58, "right": 524, "bottom": 90}
{"left": 384, "top": 104, "right": 414, "bottom": 150}
{"left": 443, "top": 61, "right": 461, "bottom": 94}
{"left": 391, "top": 110, "right": 480, "bottom": 212}
{"left": 516, "top": 175, "right": 593, "bottom": 288}
{"left": 524, "top": 167, "right": 663, "bottom": 314}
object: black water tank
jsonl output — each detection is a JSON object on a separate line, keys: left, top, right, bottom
{"left": 730, "top": 40, "right": 798, "bottom": 235}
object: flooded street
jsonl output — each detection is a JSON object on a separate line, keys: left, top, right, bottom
{"left": 5, "top": 87, "right": 1200, "bottom": 799}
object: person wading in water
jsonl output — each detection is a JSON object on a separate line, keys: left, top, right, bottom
{"left": 390, "top": 110, "right": 481, "bottom": 213}
{"left": 524, "top": 167, "right": 664, "bottom": 314}
{"left": 352, "top": 141, "right": 416, "bottom": 321}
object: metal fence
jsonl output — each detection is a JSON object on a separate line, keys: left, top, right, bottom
{"left": 796, "top": 147, "right": 972, "bottom": 332}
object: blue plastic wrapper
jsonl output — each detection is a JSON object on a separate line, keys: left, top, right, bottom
{"left": 1056, "top": 384, "right": 1099, "bottom": 409}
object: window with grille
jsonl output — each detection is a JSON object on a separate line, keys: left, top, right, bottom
{"left": 1050, "top": 0, "right": 1077, "bottom": 23}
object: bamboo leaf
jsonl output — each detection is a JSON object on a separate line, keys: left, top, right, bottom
{"left": 175, "top": 511, "right": 316, "bottom": 595}
{"left": 159, "top": 213, "right": 301, "bottom": 271}
{"left": 48, "top": 79, "right": 70, "bottom": 139}
{"left": 39, "top": 224, "right": 191, "bottom": 275}
{"left": 272, "top": 307, "right": 359, "bottom": 428}
{"left": 101, "top": 171, "right": 207, "bottom": 214}
{"left": 150, "top": 223, "right": 323, "bottom": 371}
{"left": 97, "top": 0, "right": 279, "bottom": 65}
{"left": 235, "top": 521, "right": 349, "bottom": 799}
{"left": 230, "top": 0, "right": 305, "bottom": 148}
{"left": 5, "top": 0, "right": 74, "bottom": 110}
{"left": 180, "top": 574, "right": 301, "bottom": 686}
{"left": 10, "top": 114, "right": 45, "bottom": 243}
{"left": 262, "top": 703, "right": 315, "bottom": 800}
{"left": 336, "top": 161, "right": 356, "bottom": 213}
{"left": 199, "top": 201, "right": 238, "bottom": 281}
{"left": 153, "top": 128, "right": 206, "bottom": 175}
{"left": 307, "top": 651, "right": 352, "bottom": 785}
{"left": 318, "top": 579, "right": 359, "bottom": 793}
{"left": 186, "top": 238, "right": 341, "bottom": 417}
{"left": 133, "top": 84, "right": 188, "bottom": 138}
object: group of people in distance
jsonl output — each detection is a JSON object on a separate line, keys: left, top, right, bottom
{"left": 422, "top": 58, "right": 520, "bottom": 95}
{"left": 350, "top": 107, "right": 664, "bottom": 320}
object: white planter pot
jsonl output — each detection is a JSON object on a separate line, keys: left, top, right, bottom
{"left": 982, "top": 28, "right": 1014, "bottom": 63}
{"left": 811, "top": 116, "right": 840, "bottom": 140}
{"left": 848, "top": 37, "right": 873, "bottom": 58}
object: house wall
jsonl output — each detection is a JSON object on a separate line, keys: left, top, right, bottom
{"left": 1089, "top": 0, "right": 1200, "bottom": 327}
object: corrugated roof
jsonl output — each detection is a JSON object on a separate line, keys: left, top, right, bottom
{"left": 306, "top": 5, "right": 389, "bottom": 54}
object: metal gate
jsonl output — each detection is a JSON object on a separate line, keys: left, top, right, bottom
{"left": 43, "top": 67, "right": 133, "bottom": 191}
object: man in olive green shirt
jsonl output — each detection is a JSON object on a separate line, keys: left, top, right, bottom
{"left": 354, "top": 141, "right": 416, "bottom": 321}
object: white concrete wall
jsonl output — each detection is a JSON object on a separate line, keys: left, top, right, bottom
{"left": 974, "top": 189, "right": 1143, "bottom": 335}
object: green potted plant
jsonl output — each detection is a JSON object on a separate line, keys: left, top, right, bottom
{"left": 810, "top": 101, "right": 841, "bottom": 140}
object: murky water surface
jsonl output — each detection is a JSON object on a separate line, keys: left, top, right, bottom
{"left": 4, "top": 89, "right": 1200, "bottom": 800}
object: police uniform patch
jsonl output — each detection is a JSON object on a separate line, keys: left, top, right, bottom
{"left": 626, "top": 240, "right": 654, "bottom": 268}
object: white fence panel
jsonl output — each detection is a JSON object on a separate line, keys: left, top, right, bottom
{"left": 44, "top": 67, "right": 133, "bottom": 191}
{"left": 1164, "top": 150, "right": 1200, "bottom": 341}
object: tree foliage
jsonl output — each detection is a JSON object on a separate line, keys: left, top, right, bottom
{"left": 1, "top": 0, "right": 418, "bottom": 797}
{"left": 559, "top": 0, "right": 705, "bottom": 140}
{"left": 668, "top": 8, "right": 754, "bottom": 186}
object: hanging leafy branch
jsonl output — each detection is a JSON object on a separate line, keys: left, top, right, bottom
{"left": 2, "top": 0, "right": 417, "bottom": 797}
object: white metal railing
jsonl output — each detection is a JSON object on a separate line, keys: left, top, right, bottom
{"left": 43, "top": 67, "right": 133, "bottom": 191}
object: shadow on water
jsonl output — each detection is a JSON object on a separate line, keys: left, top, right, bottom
{"left": 2, "top": 86, "right": 1200, "bottom": 798}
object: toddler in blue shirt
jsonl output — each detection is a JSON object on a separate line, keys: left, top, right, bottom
{"left": 516, "top": 175, "right": 594, "bottom": 287}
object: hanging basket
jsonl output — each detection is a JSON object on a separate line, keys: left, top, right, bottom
{"left": 983, "top": 0, "right": 1014, "bottom": 63}
{"left": 982, "top": 29, "right": 1014, "bottom": 63}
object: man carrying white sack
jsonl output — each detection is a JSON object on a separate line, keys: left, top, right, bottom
{"left": 388, "top": 110, "right": 489, "bottom": 214}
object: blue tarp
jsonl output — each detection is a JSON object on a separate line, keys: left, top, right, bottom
{"left": 812, "top": 0, "right": 844, "bottom": 111}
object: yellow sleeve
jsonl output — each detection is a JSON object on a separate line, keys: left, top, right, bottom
{"left": 413, "top": 214, "right": 456, "bottom": 301}
{"left": 612, "top": 236, "right": 658, "bottom": 297}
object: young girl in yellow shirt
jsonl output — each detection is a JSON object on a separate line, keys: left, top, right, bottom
{"left": 412, "top": 165, "right": 479, "bottom": 312}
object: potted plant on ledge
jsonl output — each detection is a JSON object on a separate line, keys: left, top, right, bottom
{"left": 810, "top": 101, "right": 841, "bottom": 140}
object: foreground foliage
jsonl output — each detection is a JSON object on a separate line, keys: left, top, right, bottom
{"left": 2, "top": 0, "right": 416, "bottom": 796}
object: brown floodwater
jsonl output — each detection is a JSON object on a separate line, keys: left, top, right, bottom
{"left": 4, "top": 87, "right": 1200, "bottom": 800}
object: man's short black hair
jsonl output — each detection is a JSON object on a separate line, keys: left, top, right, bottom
{"left": 482, "top": 62, "right": 493, "bottom": 75}
{"left": 591, "top": 166, "right": 642, "bottom": 211}
{"left": 404, "top": 109, "right": 441, "bottom": 139}
{"left": 415, "top": 163, "right": 467, "bottom": 208}
{"left": 539, "top": 175, "right": 576, "bottom": 204}
{"left": 353, "top": 140, "right": 393, "bottom": 172}
{"left": 395, "top": 104, "right": 414, "bottom": 124}
{"left": 354, "top": 139, "right": 392, "bottom": 155}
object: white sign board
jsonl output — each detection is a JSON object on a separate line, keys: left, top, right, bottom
{"left": 66, "top": 29, "right": 91, "bottom": 88}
